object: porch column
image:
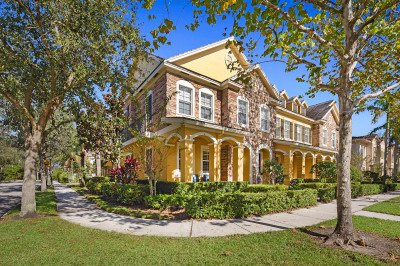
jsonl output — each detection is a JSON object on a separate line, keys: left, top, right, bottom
{"left": 312, "top": 155, "right": 316, "bottom": 179}
{"left": 233, "top": 146, "right": 244, "bottom": 181}
{"left": 209, "top": 143, "right": 221, "bottom": 182}
{"left": 181, "top": 139, "right": 194, "bottom": 182}
{"left": 301, "top": 155, "right": 306, "bottom": 178}
{"left": 283, "top": 152, "right": 293, "bottom": 185}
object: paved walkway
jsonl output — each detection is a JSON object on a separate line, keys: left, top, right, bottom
{"left": 0, "top": 181, "right": 23, "bottom": 219}
{"left": 53, "top": 181, "right": 400, "bottom": 237}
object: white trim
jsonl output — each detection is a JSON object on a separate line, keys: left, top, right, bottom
{"left": 219, "top": 137, "right": 241, "bottom": 146}
{"left": 243, "top": 142, "right": 253, "bottom": 184}
{"left": 237, "top": 95, "right": 249, "bottom": 127}
{"left": 189, "top": 132, "right": 218, "bottom": 144}
{"left": 304, "top": 151, "right": 315, "bottom": 158}
{"left": 165, "top": 133, "right": 183, "bottom": 146}
{"left": 260, "top": 104, "right": 270, "bottom": 132}
{"left": 199, "top": 88, "right": 215, "bottom": 122}
{"left": 315, "top": 153, "right": 326, "bottom": 160}
{"left": 255, "top": 144, "right": 273, "bottom": 174}
{"left": 175, "top": 142, "right": 181, "bottom": 178}
{"left": 176, "top": 80, "right": 195, "bottom": 118}
{"left": 291, "top": 149, "right": 304, "bottom": 156}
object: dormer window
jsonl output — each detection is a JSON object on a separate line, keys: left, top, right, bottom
{"left": 301, "top": 106, "right": 306, "bottom": 115}
{"left": 199, "top": 88, "right": 214, "bottom": 121}
{"left": 280, "top": 97, "right": 286, "bottom": 108}
{"left": 293, "top": 103, "right": 298, "bottom": 113}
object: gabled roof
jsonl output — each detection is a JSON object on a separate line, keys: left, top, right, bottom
{"left": 306, "top": 100, "right": 336, "bottom": 120}
{"left": 353, "top": 134, "right": 381, "bottom": 140}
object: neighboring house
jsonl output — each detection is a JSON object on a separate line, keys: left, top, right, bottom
{"left": 352, "top": 134, "right": 398, "bottom": 176}
{"left": 122, "top": 38, "right": 339, "bottom": 184}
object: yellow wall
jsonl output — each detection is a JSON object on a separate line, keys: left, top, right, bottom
{"left": 173, "top": 45, "right": 241, "bottom": 82}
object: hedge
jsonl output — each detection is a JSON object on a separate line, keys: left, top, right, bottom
{"left": 384, "top": 183, "right": 400, "bottom": 192}
{"left": 144, "top": 194, "right": 188, "bottom": 210}
{"left": 86, "top": 176, "right": 110, "bottom": 195}
{"left": 185, "top": 189, "right": 317, "bottom": 219}
{"left": 136, "top": 181, "right": 249, "bottom": 195}
{"left": 245, "top": 184, "right": 288, "bottom": 193}
{"left": 101, "top": 182, "right": 149, "bottom": 205}
{"left": 298, "top": 183, "right": 336, "bottom": 190}
{"left": 1, "top": 165, "right": 24, "bottom": 180}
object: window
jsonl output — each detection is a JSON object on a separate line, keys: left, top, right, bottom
{"left": 301, "top": 106, "right": 306, "bottom": 116}
{"left": 237, "top": 97, "right": 249, "bottom": 127}
{"left": 295, "top": 124, "right": 301, "bottom": 141}
{"left": 304, "top": 127, "right": 310, "bottom": 144}
{"left": 332, "top": 131, "right": 336, "bottom": 148}
{"left": 199, "top": 89, "right": 214, "bottom": 121}
{"left": 280, "top": 97, "right": 286, "bottom": 108}
{"left": 323, "top": 128, "right": 328, "bottom": 146}
{"left": 126, "top": 105, "right": 130, "bottom": 118}
{"left": 284, "top": 120, "right": 290, "bottom": 139}
{"left": 276, "top": 118, "right": 281, "bottom": 138}
{"left": 145, "top": 147, "right": 153, "bottom": 174}
{"left": 260, "top": 105, "right": 270, "bottom": 131}
{"left": 293, "top": 103, "right": 298, "bottom": 113}
{"left": 202, "top": 147, "right": 210, "bottom": 174}
{"left": 178, "top": 85, "right": 193, "bottom": 115}
{"left": 146, "top": 91, "right": 153, "bottom": 122}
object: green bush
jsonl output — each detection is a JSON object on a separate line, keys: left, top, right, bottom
{"left": 351, "top": 184, "right": 384, "bottom": 198}
{"left": 144, "top": 194, "right": 188, "bottom": 210}
{"left": 298, "top": 183, "right": 336, "bottom": 190}
{"left": 384, "top": 183, "right": 400, "bottom": 192}
{"left": 144, "top": 181, "right": 249, "bottom": 195}
{"left": 1, "top": 165, "right": 24, "bottom": 180}
{"left": 245, "top": 184, "right": 288, "bottom": 193}
{"left": 86, "top": 176, "right": 110, "bottom": 195}
{"left": 53, "top": 168, "right": 68, "bottom": 183}
{"left": 101, "top": 182, "right": 149, "bottom": 205}
{"left": 350, "top": 165, "right": 363, "bottom": 182}
{"left": 318, "top": 187, "right": 336, "bottom": 202}
{"left": 185, "top": 189, "right": 317, "bottom": 219}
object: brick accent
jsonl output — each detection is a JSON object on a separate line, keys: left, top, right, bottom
{"left": 220, "top": 145, "right": 233, "bottom": 181}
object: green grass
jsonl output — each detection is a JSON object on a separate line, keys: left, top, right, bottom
{"left": 6, "top": 188, "right": 58, "bottom": 218}
{"left": 69, "top": 185, "right": 169, "bottom": 220}
{"left": 363, "top": 196, "right": 400, "bottom": 216}
{"left": 0, "top": 188, "right": 392, "bottom": 265}
{"left": 312, "top": 215, "right": 400, "bottom": 239}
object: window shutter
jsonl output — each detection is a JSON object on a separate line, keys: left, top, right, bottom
{"left": 276, "top": 118, "right": 280, "bottom": 137}
{"left": 290, "top": 122, "right": 293, "bottom": 140}
{"left": 281, "top": 120, "right": 284, "bottom": 137}
{"left": 309, "top": 129, "right": 312, "bottom": 144}
{"left": 302, "top": 127, "right": 305, "bottom": 142}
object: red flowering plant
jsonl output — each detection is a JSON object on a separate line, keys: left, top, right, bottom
{"left": 110, "top": 158, "right": 139, "bottom": 184}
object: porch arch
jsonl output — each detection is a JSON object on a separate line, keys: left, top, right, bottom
{"left": 164, "top": 133, "right": 183, "bottom": 146}
{"left": 189, "top": 132, "right": 218, "bottom": 144}
{"left": 256, "top": 144, "right": 273, "bottom": 175}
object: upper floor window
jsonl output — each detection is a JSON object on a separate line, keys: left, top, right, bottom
{"left": 280, "top": 97, "right": 286, "bottom": 108}
{"left": 293, "top": 103, "right": 298, "bottom": 113}
{"left": 260, "top": 105, "right": 270, "bottom": 132}
{"left": 199, "top": 88, "right": 214, "bottom": 121}
{"left": 332, "top": 130, "right": 336, "bottom": 148}
{"left": 284, "top": 120, "right": 290, "bottom": 139}
{"left": 301, "top": 106, "right": 306, "bottom": 116}
{"left": 126, "top": 105, "right": 130, "bottom": 118}
{"left": 176, "top": 80, "right": 195, "bottom": 117}
{"left": 276, "top": 117, "right": 281, "bottom": 138}
{"left": 294, "top": 124, "right": 301, "bottom": 141}
{"left": 146, "top": 91, "right": 153, "bottom": 122}
{"left": 237, "top": 96, "right": 249, "bottom": 127}
{"left": 323, "top": 127, "right": 328, "bottom": 146}
{"left": 304, "top": 127, "right": 310, "bottom": 144}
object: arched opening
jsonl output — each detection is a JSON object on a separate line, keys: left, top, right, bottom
{"left": 292, "top": 150, "right": 304, "bottom": 179}
{"left": 304, "top": 153, "right": 315, "bottom": 179}
{"left": 192, "top": 134, "right": 216, "bottom": 182}
{"left": 165, "top": 134, "right": 182, "bottom": 182}
{"left": 220, "top": 138, "right": 240, "bottom": 182}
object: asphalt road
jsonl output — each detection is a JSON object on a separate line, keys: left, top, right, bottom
{"left": 0, "top": 180, "right": 23, "bottom": 218}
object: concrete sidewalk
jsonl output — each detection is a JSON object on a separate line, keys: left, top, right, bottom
{"left": 53, "top": 181, "right": 400, "bottom": 237}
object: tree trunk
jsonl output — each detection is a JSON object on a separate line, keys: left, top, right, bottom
{"left": 394, "top": 138, "right": 399, "bottom": 178}
{"left": 328, "top": 96, "right": 355, "bottom": 244}
{"left": 20, "top": 128, "right": 42, "bottom": 218}
{"left": 383, "top": 116, "right": 389, "bottom": 179}
{"left": 96, "top": 152, "right": 101, "bottom": 176}
{"left": 39, "top": 155, "right": 47, "bottom": 192}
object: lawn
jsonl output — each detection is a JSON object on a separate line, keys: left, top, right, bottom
{"left": 363, "top": 196, "right": 400, "bottom": 216}
{"left": 0, "top": 189, "right": 396, "bottom": 265}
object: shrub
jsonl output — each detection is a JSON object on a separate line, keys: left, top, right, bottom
{"left": 53, "top": 168, "right": 68, "bottom": 183}
{"left": 101, "top": 182, "right": 149, "bottom": 205}
{"left": 86, "top": 176, "right": 110, "bottom": 195}
{"left": 310, "top": 161, "right": 336, "bottom": 180}
{"left": 144, "top": 194, "right": 188, "bottom": 210}
{"left": 297, "top": 183, "right": 336, "bottom": 190}
{"left": 148, "top": 181, "right": 249, "bottom": 195}
{"left": 303, "top": 178, "right": 322, "bottom": 183}
{"left": 1, "top": 165, "right": 24, "bottom": 180}
{"left": 364, "top": 171, "right": 379, "bottom": 181}
{"left": 261, "top": 160, "right": 287, "bottom": 184}
{"left": 351, "top": 184, "right": 384, "bottom": 198}
{"left": 350, "top": 165, "right": 363, "bottom": 182}
{"left": 384, "top": 183, "right": 400, "bottom": 192}
{"left": 318, "top": 187, "right": 336, "bottom": 202}
{"left": 245, "top": 184, "right": 288, "bottom": 193}
{"left": 185, "top": 189, "right": 317, "bottom": 219}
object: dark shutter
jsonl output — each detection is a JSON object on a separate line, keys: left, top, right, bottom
{"left": 281, "top": 120, "right": 284, "bottom": 137}
{"left": 276, "top": 118, "right": 280, "bottom": 138}
{"left": 309, "top": 129, "right": 312, "bottom": 144}
{"left": 290, "top": 122, "right": 293, "bottom": 140}
{"left": 294, "top": 124, "right": 298, "bottom": 141}
{"left": 302, "top": 126, "right": 305, "bottom": 142}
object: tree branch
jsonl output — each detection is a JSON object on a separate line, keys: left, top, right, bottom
{"left": 353, "top": 82, "right": 400, "bottom": 107}
{"left": 260, "top": 0, "right": 344, "bottom": 60}
{"left": 24, "top": 81, "right": 35, "bottom": 112}
{"left": 0, "top": 86, "right": 36, "bottom": 126}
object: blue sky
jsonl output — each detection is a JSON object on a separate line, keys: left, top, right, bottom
{"left": 134, "top": 2, "right": 385, "bottom": 137}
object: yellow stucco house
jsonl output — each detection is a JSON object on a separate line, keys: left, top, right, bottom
{"left": 122, "top": 38, "right": 339, "bottom": 184}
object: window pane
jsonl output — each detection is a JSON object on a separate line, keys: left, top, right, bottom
{"left": 238, "top": 100, "right": 248, "bottom": 125}
{"left": 201, "top": 93, "right": 212, "bottom": 107}
{"left": 202, "top": 150, "right": 209, "bottom": 173}
{"left": 201, "top": 107, "right": 212, "bottom": 120}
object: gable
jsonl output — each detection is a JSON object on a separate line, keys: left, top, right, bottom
{"left": 167, "top": 39, "right": 248, "bottom": 82}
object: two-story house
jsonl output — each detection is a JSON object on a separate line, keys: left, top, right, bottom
{"left": 352, "top": 134, "right": 398, "bottom": 175}
{"left": 122, "top": 38, "right": 339, "bottom": 184}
